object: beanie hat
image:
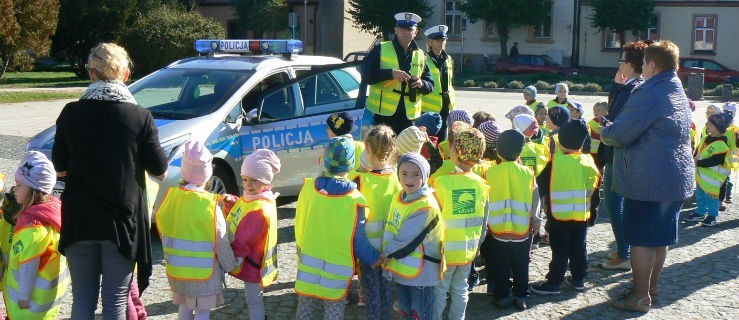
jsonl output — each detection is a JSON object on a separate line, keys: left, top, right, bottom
{"left": 181, "top": 140, "right": 213, "bottom": 186}
{"left": 453, "top": 127, "right": 486, "bottom": 163}
{"left": 555, "top": 82, "right": 569, "bottom": 94}
{"left": 568, "top": 101, "right": 584, "bottom": 113}
{"left": 447, "top": 109, "right": 472, "bottom": 126}
{"left": 496, "top": 129, "right": 526, "bottom": 161}
{"left": 512, "top": 114, "right": 539, "bottom": 137}
{"left": 548, "top": 106, "right": 570, "bottom": 128}
{"left": 723, "top": 102, "right": 737, "bottom": 121}
{"left": 326, "top": 112, "right": 355, "bottom": 136}
{"left": 398, "top": 152, "right": 430, "bottom": 185}
{"left": 523, "top": 85, "right": 537, "bottom": 99}
{"left": 709, "top": 113, "right": 731, "bottom": 134}
{"left": 707, "top": 104, "right": 721, "bottom": 115}
{"left": 241, "top": 149, "right": 281, "bottom": 184}
{"left": 477, "top": 120, "right": 501, "bottom": 146}
{"left": 415, "top": 112, "right": 443, "bottom": 136}
{"left": 558, "top": 119, "right": 589, "bottom": 150}
{"left": 397, "top": 126, "right": 426, "bottom": 155}
{"left": 324, "top": 136, "right": 355, "bottom": 174}
{"left": 15, "top": 151, "right": 56, "bottom": 194}
{"left": 505, "top": 105, "right": 534, "bottom": 120}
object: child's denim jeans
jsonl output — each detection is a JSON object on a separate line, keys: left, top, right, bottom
{"left": 396, "top": 283, "right": 435, "bottom": 320}
{"left": 696, "top": 186, "right": 721, "bottom": 217}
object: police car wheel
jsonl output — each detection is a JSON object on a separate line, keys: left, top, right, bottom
{"left": 209, "top": 164, "right": 238, "bottom": 195}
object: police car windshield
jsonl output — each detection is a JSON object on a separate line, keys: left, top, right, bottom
{"left": 130, "top": 69, "right": 253, "bottom": 120}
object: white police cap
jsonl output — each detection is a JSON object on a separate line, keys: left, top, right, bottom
{"left": 424, "top": 25, "right": 449, "bottom": 39}
{"left": 394, "top": 12, "right": 422, "bottom": 29}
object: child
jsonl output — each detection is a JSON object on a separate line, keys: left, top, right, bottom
{"left": 350, "top": 125, "right": 402, "bottom": 319}
{"left": 4, "top": 151, "right": 69, "bottom": 319}
{"left": 415, "top": 112, "right": 443, "bottom": 147}
{"left": 504, "top": 105, "right": 534, "bottom": 125}
{"left": 430, "top": 122, "right": 477, "bottom": 184}
{"left": 545, "top": 106, "right": 571, "bottom": 158}
{"left": 530, "top": 120, "right": 599, "bottom": 295}
{"left": 326, "top": 111, "right": 365, "bottom": 171}
{"left": 227, "top": 149, "right": 281, "bottom": 320}
{"left": 477, "top": 120, "right": 502, "bottom": 175}
{"left": 381, "top": 153, "right": 444, "bottom": 320}
{"left": 523, "top": 85, "right": 545, "bottom": 112}
{"left": 684, "top": 113, "right": 731, "bottom": 227}
{"left": 432, "top": 126, "right": 490, "bottom": 320}
{"left": 567, "top": 102, "right": 591, "bottom": 154}
{"left": 472, "top": 111, "right": 496, "bottom": 128}
{"left": 438, "top": 110, "right": 472, "bottom": 160}
{"left": 513, "top": 114, "right": 549, "bottom": 177}
{"left": 294, "top": 136, "right": 381, "bottom": 320}
{"left": 155, "top": 141, "right": 238, "bottom": 320}
{"left": 588, "top": 101, "right": 609, "bottom": 167}
{"left": 701, "top": 104, "right": 721, "bottom": 139}
{"left": 719, "top": 102, "right": 738, "bottom": 208}
{"left": 533, "top": 104, "right": 550, "bottom": 144}
{"left": 547, "top": 83, "right": 570, "bottom": 109}
{"left": 485, "top": 129, "right": 541, "bottom": 311}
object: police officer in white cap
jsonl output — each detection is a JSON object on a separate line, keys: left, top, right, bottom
{"left": 364, "top": 12, "right": 434, "bottom": 135}
{"left": 422, "top": 25, "right": 455, "bottom": 141}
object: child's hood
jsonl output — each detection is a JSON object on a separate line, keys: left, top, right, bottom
{"left": 17, "top": 196, "right": 62, "bottom": 231}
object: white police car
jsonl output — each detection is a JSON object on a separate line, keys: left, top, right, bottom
{"left": 26, "top": 39, "right": 366, "bottom": 204}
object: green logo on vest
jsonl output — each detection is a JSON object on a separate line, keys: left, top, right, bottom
{"left": 12, "top": 239, "right": 23, "bottom": 255}
{"left": 452, "top": 189, "right": 476, "bottom": 215}
{"left": 389, "top": 209, "right": 402, "bottom": 229}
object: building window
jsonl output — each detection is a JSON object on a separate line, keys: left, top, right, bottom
{"left": 641, "top": 15, "right": 660, "bottom": 41}
{"left": 531, "top": 1, "right": 552, "bottom": 39}
{"left": 693, "top": 15, "right": 716, "bottom": 53}
{"left": 484, "top": 21, "right": 499, "bottom": 39}
{"left": 604, "top": 28, "right": 622, "bottom": 49}
{"left": 445, "top": 0, "right": 465, "bottom": 37}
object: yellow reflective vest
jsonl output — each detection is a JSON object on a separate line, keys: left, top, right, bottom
{"left": 226, "top": 197, "right": 278, "bottom": 287}
{"left": 0, "top": 213, "right": 13, "bottom": 287}
{"left": 724, "top": 125, "right": 739, "bottom": 170}
{"left": 520, "top": 140, "right": 549, "bottom": 176}
{"left": 422, "top": 53, "right": 455, "bottom": 113}
{"left": 434, "top": 172, "right": 489, "bottom": 265}
{"left": 3, "top": 224, "right": 69, "bottom": 320}
{"left": 549, "top": 153, "right": 599, "bottom": 222}
{"left": 350, "top": 171, "right": 403, "bottom": 250}
{"left": 438, "top": 140, "right": 450, "bottom": 160}
{"left": 471, "top": 160, "right": 496, "bottom": 180}
{"left": 588, "top": 119, "right": 602, "bottom": 154}
{"left": 155, "top": 187, "right": 219, "bottom": 281}
{"left": 382, "top": 193, "right": 444, "bottom": 279}
{"left": 547, "top": 99, "right": 568, "bottom": 109}
{"left": 486, "top": 162, "right": 536, "bottom": 236}
{"left": 367, "top": 41, "right": 426, "bottom": 120}
{"left": 294, "top": 178, "right": 367, "bottom": 301}
{"left": 696, "top": 137, "right": 730, "bottom": 197}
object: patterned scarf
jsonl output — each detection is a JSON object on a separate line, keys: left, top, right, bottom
{"left": 80, "top": 80, "right": 137, "bottom": 104}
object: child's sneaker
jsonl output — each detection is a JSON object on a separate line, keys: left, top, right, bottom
{"left": 468, "top": 269, "right": 480, "bottom": 291}
{"left": 565, "top": 276, "right": 586, "bottom": 291}
{"left": 719, "top": 202, "right": 727, "bottom": 211}
{"left": 701, "top": 216, "right": 718, "bottom": 227}
{"left": 530, "top": 282, "right": 561, "bottom": 295}
{"left": 683, "top": 213, "right": 705, "bottom": 222}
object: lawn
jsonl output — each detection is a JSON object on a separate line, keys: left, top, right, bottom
{"left": 0, "top": 71, "right": 90, "bottom": 88}
{"left": 0, "top": 91, "right": 83, "bottom": 103}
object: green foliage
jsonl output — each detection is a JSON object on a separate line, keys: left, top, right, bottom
{"left": 482, "top": 81, "right": 499, "bottom": 88}
{"left": 122, "top": 5, "right": 225, "bottom": 77}
{"left": 570, "top": 83, "right": 585, "bottom": 91}
{"left": 460, "top": 0, "right": 549, "bottom": 58}
{"left": 590, "top": 0, "right": 656, "bottom": 35}
{"left": 0, "top": 0, "right": 60, "bottom": 80}
{"left": 347, "top": 0, "right": 432, "bottom": 40}
{"left": 506, "top": 80, "right": 525, "bottom": 89}
{"left": 463, "top": 79, "right": 476, "bottom": 87}
{"left": 233, "top": 0, "right": 289, "bottom": 38}
{"left": 582, "top": 82, "right": 602, "bottom": 92}
{"left": 534, "top": 80, "right": 552, "bottom": 90}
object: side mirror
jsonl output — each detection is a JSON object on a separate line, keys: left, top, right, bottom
{"left": 244, "top": 108, "right": 259, "bottom": 124}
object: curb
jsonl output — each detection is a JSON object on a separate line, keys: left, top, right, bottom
{"left": 456, "top": 86, "right": 610, "bottom": 96}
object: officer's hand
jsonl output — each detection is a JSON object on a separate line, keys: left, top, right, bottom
{"left": 18, "top": 299, "right": 30, "bottom": 309}
{"left": 392, "top": 69, "right": 411, "bottom": 83}
{"left": 409, "top": 76, "right": 424, "bottom": 89}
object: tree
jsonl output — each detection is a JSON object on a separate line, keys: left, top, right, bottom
{"left": 233, "top": 0, "right": 289, "bottom": 39}
{"left": 0, "top": 0, "right": 60, "bottom": 80}
{"left": 460, "top": 0, "right": 549, "bottom": 58}
{"left": 590, "top": 0, "right": 656, "bottom": 45}
{"left": 122, "top": 5, "right": 226, "bottom": 77}
{"left": 347, "top": 0, "right": 432, "bottom": 40}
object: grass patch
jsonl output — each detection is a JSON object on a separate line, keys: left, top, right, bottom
{"left": 0, "top": 91, "right": 82, "bottom": 103}
{"left": 1, "top": 71, "right": 90, "bottom": 88}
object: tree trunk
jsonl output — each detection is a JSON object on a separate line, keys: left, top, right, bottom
{"left": 0, "top": 54, "right": 10, "bottom": 81}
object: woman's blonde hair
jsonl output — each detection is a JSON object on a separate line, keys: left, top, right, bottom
{"left": 88, "top": 43, "right": 132, "bottom": 81}
{"left": 17, "top": 188, "right": 50, "bottom": 221}
{"left": 364, "top": 125, "right": 397, "bottom": 165}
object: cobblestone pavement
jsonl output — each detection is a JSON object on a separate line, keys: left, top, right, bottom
{"left": 1, "top": 92, "right": 737, "bottom": 319}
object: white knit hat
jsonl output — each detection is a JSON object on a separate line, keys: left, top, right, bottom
{"left": 181, "top": 140, "right": 213, "bottom": 186}
{"left": 512, "top": 114, "right": 539, "bottom": 137}
{"left": 241, "top": 149, "right": 281, "bottom": 184}
{"left": 15, "top": 151, "right": 56, "bottom": 194}
{"left": 397, "top": 126, "right": 426, "bottom": 155}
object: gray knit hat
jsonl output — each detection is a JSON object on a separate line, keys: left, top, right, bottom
{"left": 397, "top": 152, "right": 430, "bottom": 185}
{"left": 15, "top": 151, "right": 56, "bottom": 194}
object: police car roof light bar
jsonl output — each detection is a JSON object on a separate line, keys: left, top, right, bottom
{"left": 194, "top": 39, "right": 303, "bottom": 55}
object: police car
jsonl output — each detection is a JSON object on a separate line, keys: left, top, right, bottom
{"left": 26, "top": 39, "right": 366, "bottom": 204}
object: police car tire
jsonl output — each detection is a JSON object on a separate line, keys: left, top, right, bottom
{"left": 210, "top": 164, "right": 238, "bottom": 195}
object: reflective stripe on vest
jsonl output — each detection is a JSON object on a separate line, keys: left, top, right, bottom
{"left": 367, "top": 42, "right": 425, "bottom": 119}
{"left": 155, "top": 187, "right": 218, "bottom": 281}
{"left": 351, "top": 171, "right": 403, "bottom": 249}
{"left": 549, "top": 154, "right": 599, "bottom": 222}
{"left": 226, "top": 197, "right": 279, "bottom": 286}
{"left": 294, "top": 178, "right": 364, "bottom": 300}
{"left": 422, "top": 53, "right": 455, "bottom": 113}
{"left": 434, "top": 173, "right": 489, "bottom": 265}
{"left": 696, "top": 138, "right": 731, "bottom": 197}
{"left": 486, "top": 162, "right": 535, "bottom": 236}
{"left": 382, "top": 193, "right": 442, "bottom": 278}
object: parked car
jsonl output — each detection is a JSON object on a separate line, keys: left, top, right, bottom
{"left": 343, "top": 51, "right": 368, "bottom": 62}
{"left": 495, "top": 54, "right": 578, "bottom": 75}
{"left": 678, "top": 57, "right": 739, "bottom": 83}
{"left": 26, "top": 39, "right": 365, "bottom": 206}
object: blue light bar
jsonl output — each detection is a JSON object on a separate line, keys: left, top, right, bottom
{"left": 194, "top": 39, "right": 303, "bottom": 54}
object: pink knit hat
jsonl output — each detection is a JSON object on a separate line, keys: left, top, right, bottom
{"left": 181, "top": 140, "right": 213, "bottom": 186}
{"left": 241, "top": 149, "right": 281, "bottom": 184}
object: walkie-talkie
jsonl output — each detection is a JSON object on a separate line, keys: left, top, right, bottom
{"left": 408, "top": 75, "right": 419, "bottom": 102}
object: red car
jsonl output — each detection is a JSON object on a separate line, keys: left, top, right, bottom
{"left": 678, "top": 57, "right": 739, "bottom": 83}
{"left": 495, "top": 54, "right": 578, "bottom": 75}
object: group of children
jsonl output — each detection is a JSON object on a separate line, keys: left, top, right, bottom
{"left": 0, "top": 87, "right": 734, "bottom": 320}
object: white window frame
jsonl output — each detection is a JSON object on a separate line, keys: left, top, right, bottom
{"left": 530, "top": 2, "right": 552, "bottom": 39}
{"left": 445, "top": 0, "right": 464, "bottom": 37}
{"left": 692, "top": 15, "right": 717, "bottom": 53}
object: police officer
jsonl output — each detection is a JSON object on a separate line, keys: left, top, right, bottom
{"left": 423, "top": 24, "right": 455, "bottom": 142}
{"left": 364, "top": 12, "right": 434, "bottom": 135}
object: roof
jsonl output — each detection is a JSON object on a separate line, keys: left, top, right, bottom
{"left": 167, "top": 54, "right": 345, "bottom": 71}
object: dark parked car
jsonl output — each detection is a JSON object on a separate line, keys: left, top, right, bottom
{"left": 495, "top": 54, "right": 578, "bottom": 75}
{"left": 343, "top": 51, "right": 368, "bottom": 62}
{"left": 678, "top": 57, "right": 739, "bottom": 83}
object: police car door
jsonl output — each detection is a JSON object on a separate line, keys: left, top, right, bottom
{"left": 239, "top": 63, "right": 364, "bottom": 195}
